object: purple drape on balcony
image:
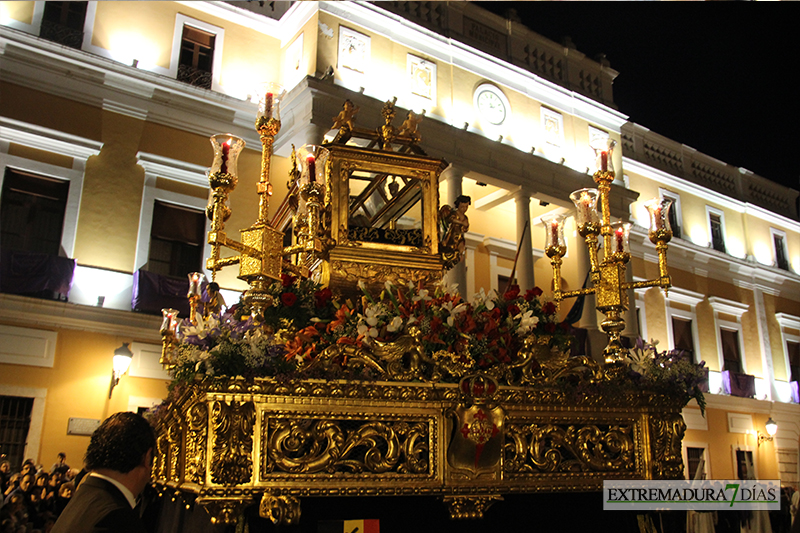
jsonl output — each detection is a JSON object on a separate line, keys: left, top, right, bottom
{"left": 0, "top": 249, "right": 76, "bottom": 300}
{"left": 722, "top": 370, "right": 755, "bottom": 398}
{"left": 131, "top": 269, "right": 191, "bottom": 316}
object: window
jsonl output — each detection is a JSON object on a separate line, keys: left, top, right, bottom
{"left": 0, "top": 396, "right": 34, "bottom": 471}
{"left": 672, "top": 317, "right": 695, "bottom": 359}
{"left": 659, "top": 189, "right": 682, "bottom": 239}
{"left": 735, "top": 449, "right": 755, "bottom": 480}
{"left": 707, "top": 207, "right": 726, "bottom": 253}
{"left": 686, "top": 446, "right": 708, "bottom": 480}
{"left": 772, "top": 229, "right": 789, "bottom": 271}
{"left": 39, "top": 1, "right": 87, "bottom": 49}
{"left": 1, "top": 168, "right": 68, "bottom": 255}
{"left": 788, "top": 340, "right": 800, "bottom": 383}
{"left": 720, "top": 328, "right": 742, "bottom": 374}
{"left": 178, "top": 25, "right": 215, "bottom": 89}
{"left": 146, "top": 201, "right": 205, "bottom": 278}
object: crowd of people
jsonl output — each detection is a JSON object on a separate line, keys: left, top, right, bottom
{"left": 0, "top": 453, "right": 77, "bottom": 533}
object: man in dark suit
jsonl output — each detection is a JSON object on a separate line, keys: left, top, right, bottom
{"left": 52, "top": 411, "right": 156, "bottom": 533}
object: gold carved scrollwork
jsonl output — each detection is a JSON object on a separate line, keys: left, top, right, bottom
{"left": 185, "top": 403, "right": 208, "bottom": 485}
{"left": 504, "top": 423, "right": 635, "bottom": 474}
{"left": 264, "top": 418, "right": 429, "bottom": 475}
{"left": 210, "top": 400, "right": 256, "bottom": 485}
{"left": 443, "top": 495, "right": 503, "bottom": 520}
{"left": 167, "top": 423, "right": 182, "bottom": 483}
{"left": 650, "top": 413, "right": 686, "bottom": 479}
{"left": 331, "top": 260, "right": 440, "bottom": 289}
{"left": 259, "top": 492, "right": 301, "bottom": 525}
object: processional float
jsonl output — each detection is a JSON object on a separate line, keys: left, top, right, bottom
{"left": 152, "top": 84, "right": 695, "bottom": 525}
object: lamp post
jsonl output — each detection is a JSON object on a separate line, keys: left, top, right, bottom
{"left": 757, "top": 417, "right": 778, "bottom": 446}
{"left": 547, "top": 139, "right": 673, "bottom": 366}
{"left": 109, "top": 342, "right": 133, "bottom": 398}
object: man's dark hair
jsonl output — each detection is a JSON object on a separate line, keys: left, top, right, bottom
{"left": 85, "top": 412, "right": 155, "bottom": 473}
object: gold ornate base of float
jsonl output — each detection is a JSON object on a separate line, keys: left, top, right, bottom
{"left": 152, "top": 373, "right": 687, "bottom": 525}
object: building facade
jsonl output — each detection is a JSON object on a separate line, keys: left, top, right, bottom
{"left": 0, "top": 0, "right": 798, "bottom": 494}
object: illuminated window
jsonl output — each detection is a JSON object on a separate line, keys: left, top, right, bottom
{"left": 146, "top": 201, "right": 205, "bottom": 278}
{"left": 39, "top": 1, "right": 87, "bottom": 49}
{"left": 1, "top": 168, "right": 68, "bottom": 255}
{"left": 720, "top": 328, "right": 742, "bottom": 374}
{"left": 705, "top": 206, "right": 727, "bottom": 253}
{"left": 178, "top": 25, "right": 215, "bottom": 89}
{"left": 671, "top": 317, "right": 695, "bottom": 359}
{"left": 772, "top": 229, "right": 789, "bottom": 271}
{"left": 659, "top": 189, "right": 682, "bottom": 239}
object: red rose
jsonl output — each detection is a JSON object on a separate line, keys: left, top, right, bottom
{"left": 314, "top": 288, "right": 332, "bottom": 308}
{"left": 508, "top": 304, "right": 520, "bottom": 316}
{"left": 525, "top": 287, "right": 543, "bottom": 301}
{"left": 281, "top": 273, "right": 296, "bottom": 287}
{"left": 504, "top": 285, "right": 520, "bottom": 300}
{"left": 281, "top": 292, "right": 298, "bottom": 307}
{"left": 542, "top": 302, "right": 557, "bottom": 315}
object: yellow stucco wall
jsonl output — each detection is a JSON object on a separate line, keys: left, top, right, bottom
{"left": 0, "top": 1, "right": 35, "bottom": 25}
{"left": 0, "top": 327, "right": 168, "bottom": 467}
{"left": 684, "top": 409, "right": 779, "bottom": 481}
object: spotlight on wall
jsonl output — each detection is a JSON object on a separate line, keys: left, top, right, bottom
{"left": 109, "top": 342, "right": 133, "bottom": 399}
{"left": 757, "top": 417, "right": 778, "bottom": 446}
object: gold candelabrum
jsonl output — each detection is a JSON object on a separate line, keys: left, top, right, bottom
{"left": 546, "top": 140, "right": 674, "bottom": 365}
{"left": 203, "top": 83, "right": 328, "bottom": 317}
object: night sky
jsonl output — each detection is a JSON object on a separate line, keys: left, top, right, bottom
{"left": 475, "top": 2, "right": 799, "bottom": 192}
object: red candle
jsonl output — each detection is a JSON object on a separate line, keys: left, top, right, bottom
{"left": 616, "top": 228, "right": 624, "bottom": 253}
{"left": 264, "top": 92, "right": 273, "bottom": 120}
{"left": 306, "top": 155, "right": 316, "bottom": 183}
{"left": 550, "top": 220, "right": 559, "bottom": 245}
{"left": 220, "top": 139, "right": 230, "bottom": 174}
{"left": 600, "top": 151, "right": 608, "bottom": 172}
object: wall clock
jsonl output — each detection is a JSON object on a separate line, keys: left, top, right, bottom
{"left": 474, "top": 84, "right": 509, "bottom": 125}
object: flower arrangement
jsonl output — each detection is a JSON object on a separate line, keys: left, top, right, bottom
{"left": 166, "top": 276, "right": 571, "bottom": 388}
{"left": 625, "top": 338, "right": 707, "bottom": 414}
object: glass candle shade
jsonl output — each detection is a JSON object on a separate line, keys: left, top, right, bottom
{"left": 610, "top": 221, "right": 632, "bottom": 257}
{"left": 644, "top": 197, "right": 673, "bottom": 243}
{"left": 161, "top": 308, "right": 180, "bottom": 335}
{"left": 187, "top": 272, "right": 205, "bottom": 298}
{"left": 592, "top": 138, "right": 616, "bottom": 173}
{"left": 296, "top": 144, "right": 330, "bottom": 185}
{"left": 209, "top": 134, "right": 245, "bottom": 184}
{"left": 257, "top": 82, "right": 285, "bottom": 122}
{"left": 569, "top": 188, "right": 600, "bottom": 233}
{"left": 544, "top": 215, "right": 567, "bottom": 257}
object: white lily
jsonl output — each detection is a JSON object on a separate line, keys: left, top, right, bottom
{"left": 515, "top": 310, "right": 540, "bottom": 333}
{"left": 387, "top": 316, "right": 403, "bottom": 332}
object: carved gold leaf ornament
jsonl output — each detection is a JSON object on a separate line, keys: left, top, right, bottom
{"left": 150, "top": 98, "right": 702, "bottom": 525}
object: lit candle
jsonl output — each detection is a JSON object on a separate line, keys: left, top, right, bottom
{"left": 616, "top": 227, "right": 624, "bottom": 253}
{"left": 188, "top": 272, "right": 203, "bottom": 298}
{"left": 306, "top": 154, "right": 316, "bottom": 183}
{"left": 600, "top": 151, "right": 608, "bottom": 172}
{"left": 264, "top": 92, "right": 273, "bottom": 120}
{"left": 220, "top": 139, "right": 230, "bottom": 174}
{"left": 550, "top": 219, "right": 559, "bottom": 245}
{"left": 580, "top": 192, "right": 592, "bottom": 223}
